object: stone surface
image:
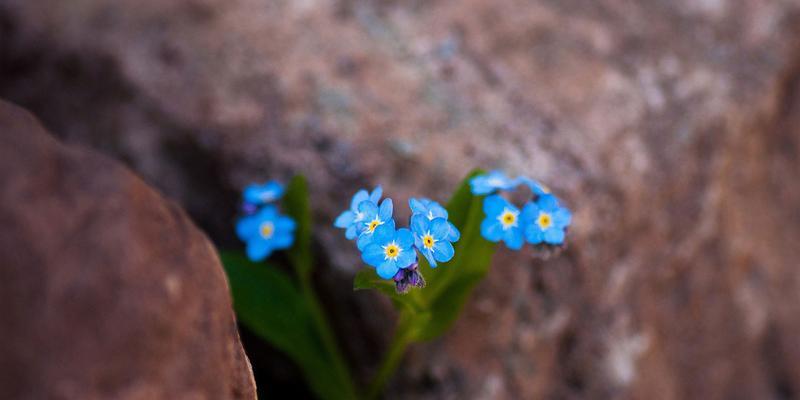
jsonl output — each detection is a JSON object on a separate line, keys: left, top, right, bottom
{"left": 2, "top": 0, "right": 800, "bottom": 398}
{"left": 0, "top": 101, "right": 256, "bottom": 400}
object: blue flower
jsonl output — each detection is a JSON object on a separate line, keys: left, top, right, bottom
{"left": 334, "top": 186, "right": 383, "bottom": 240}
{"left": 356, "top": 198, "right": 394, "bottom": 250}
{"left": 410, "top": 214, "right": 456, "bottom": 267}
{"left": 409, "top": 197, "right": 460, "bottom": 241}
{"left": 479, "top": 195, "right": 524, "bottom": 250}
{"left": 243, "top": 180, "right": 285, "bottom": 206}
{"left": 470, "top": 170, "right": 518, "bottom": 195}
{"left": 517, "top": 176, "right": 551, "bottom": 196}
{"left": 522, "top": 194, "right": 572, "bottom": 245}
{"left": 236, "top": 206, "right": 296, "bottom": 261}
{"left": 360, "top": 223, "right": 417, "bottom": 279}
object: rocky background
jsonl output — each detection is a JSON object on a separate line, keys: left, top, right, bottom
{"left": 2, "top": 0, "right": 800, "bottom": 398}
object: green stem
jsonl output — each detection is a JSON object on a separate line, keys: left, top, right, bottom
{"left": 300, "top": 277, "right": 357, "bottom": 398}
{"left": 367, "top": 319, "right": 413, "bottom": 400}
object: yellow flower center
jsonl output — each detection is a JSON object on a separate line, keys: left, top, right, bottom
{"left": 422, "top": 234, "right": 435, "bottom": 250}
{"left": 383, "top": 242, "right": 401, "bottom": 260}
{"left": 367, "top": 218, "right": 382, "bottom": 233}
{"left": 537, "top": 212, "right": 553, "bottom": 229}
{"left": 498, "top": 208, "right": 518, "bottom": 230}
{"left": 259, "top": 222, "right": 275, "bottom": 239}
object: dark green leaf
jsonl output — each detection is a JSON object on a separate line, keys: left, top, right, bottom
{"left": 283, "top": 175, "right": 313, "bottom": 282}
{"left": 220, "top": 251, "right": 355, "bottom": 399}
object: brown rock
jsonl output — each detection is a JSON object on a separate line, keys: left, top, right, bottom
{"left": 0, "top": 101, "right": 256, "bottom": 400}
{"left": 2, "top": 1, "right": 800, "bottom": 399}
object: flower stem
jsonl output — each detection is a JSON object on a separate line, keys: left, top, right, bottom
{"left": 367, "top": 319, "right": 413, "bottom": 399}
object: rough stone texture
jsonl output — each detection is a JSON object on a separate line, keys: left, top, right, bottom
{"left": 2, "top": 0, "right": 800, "bottom": 398}
{"left": 0, "top": 101, "right": 256, "bottom": 400}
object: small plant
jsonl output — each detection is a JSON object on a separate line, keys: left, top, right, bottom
{"left": 220, "top": 170, "right": 571, "bottom": 399}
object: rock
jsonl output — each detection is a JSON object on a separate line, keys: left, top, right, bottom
{"left": 2, "top": 1, "right": 800, "bottom": 399}
{"left": 0, "top": 101, "right": 256, "bottom": 400}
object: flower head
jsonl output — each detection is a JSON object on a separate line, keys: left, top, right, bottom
{"left": 361, "top": 223, "right": 416, "bottom": 279}
{"left": 356, "top": 198, "right": 394, "bottom": 250}
{"left": 470, "top": 170, "right": 517, "bottom": 195}
{"left": 243, "top": 181, "right": 285, "bottom": 206}
{"left": 409, "top": 197, "right": 460, "bottom": 242}
{"left": 236, "top": 206, "right": 296, "bottom": 261}
{"left": 334, "top": 186, "right": 383, "bottom": 240}
{"left": 522, "top": 194, "right": 572, "bottom": 245}
{"left": 479, "top": 194, "right": 524, "bottom": 250}
{"left": 410, "top": 214, "right": 456, "bottom": 267}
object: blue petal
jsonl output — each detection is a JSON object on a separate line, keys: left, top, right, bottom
{"left": 521, "top": 201, "right": 540, "bottom": 224}
{"left": 345, "top": 224, "right": 358, "bottom": 240}
{"left": 361, "top": 243, "right": 386, "bottom": 267}
{"left": 537, "top": 194, "right": 559, "bottom": 211}
{"left": 409, "top": 198, "right": 427, "bottom": 215}
{"left": 350, "top": 190, "right": 369, "bottom": 210}
{"left": 369, "top": 186, "right": 383, "bottom": 204}
{"left": 373, "top": 223, "right": 394, "bottom": 244}
{"left": 236, "top": 216, "right": 259, "bottom": 241}
{"left": 421, "top": 249, "right": 437, "bottom": 268}
{"left": 334, "top": 210, "right": 355, "bottom": 228}
{"left": 414, "top": 234, "right": 424, "bottom": 250}
{"left": 395, "top": 228, "right": 414, "bottom": 249}
{"left": 446, "top": 221, "right": 461, "bottom": 242}
{"left": 430, "top": 218, "right": 450, "bottom": 240}
{"left": 483, "top": 195, "right": 507, "bottom": 216}
{"left": 553, "top": 207, "right": 572, "bottom": 228}
{"left": 504, "top": 227, "right": 524, "bottom": 250}
{"left": 358, "top": 200, "right": 378, "bottom": 217}
{"left": 543, "top": 228, "right": 565, "bottom": 244}
{"left": 524, "top": 224, "right": 544, "bottom": 244}
{"left": 428, "top": 202, "right": 448, "bottom": 219}
{"left": 377, "top": 261, "right": 400, "bottom": 279}
{"left": 432, "top": 241, "right": 455, "bottom": 263}
{"left": 357, "top": 231, "right": 373, "bottom": 251}
{"left": 275, "top": 215, "right": 296, "bottom": 231}
{"left": 246, "top": 239, "right": 272, "bottom": 261}
{"left": 272, "top": 233, "right": 294, "bottom": 249}
{"left": 480, "top": 217, "right": 504, "bottom": 242}
{"left": 378, "top": 198, "right": 393, "bottom": 221}
{"left": 410, "top": 214, "right": 430, "bottom": 236}
{"left": 395, "top": 248, "right": 416, "bottom": 269}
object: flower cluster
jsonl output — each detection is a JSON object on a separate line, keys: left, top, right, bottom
{"left": 236, "top": 181, "right": 296, "bottom": 262}
{"left": 335, "top": 188, "right": 460, "bottom": 293}
{"left": 471, "top": 171, "right": 571, "bottom": 253}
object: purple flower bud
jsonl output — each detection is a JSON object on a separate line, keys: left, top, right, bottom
{"left": 242, "top": 202, "right": 258, "bottom": 215}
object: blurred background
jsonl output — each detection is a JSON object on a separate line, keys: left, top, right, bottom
{"left": 2, "top": 0, "right": 800, "bottom": 398}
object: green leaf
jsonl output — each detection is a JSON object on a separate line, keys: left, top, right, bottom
{"left": 283, "top": 175, "right": 313, "bottom": 282}
{"left": 220, "top": 251, "right": 355, "bottom": 400}
{"left": 406, "top": 169, "right": 497, "bottom": 341}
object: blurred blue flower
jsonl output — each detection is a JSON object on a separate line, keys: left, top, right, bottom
{"left": 243, "top": 180, "right": 285, "bottom": 206}
{"left": 410, "top": 214, "right": 456, "bottom": 267}
{"left": 479, "top": 195, "right": 524, "bottom": 250}
{"left": 356, "top": 198, "right": 394, "bottom": 250}
{"left": 236, "top": 205, "right": 296, "bottom": 261}
{"left": 409, "top": 197, "right": 460, "bottom": 241}
{"left": 360, "top": 223, "right": 417, "bottom": 279}
{"left": 522, "top": 194, "right": 572, "bottom": 245}
{"left": 334, "top": 186, "right": 383, "bottom": 240}
{"left": 517, "top": 176, "right": 551, "bottom": 196}
{"left": 470, "top": 170, "right": 518, "bottom": 195}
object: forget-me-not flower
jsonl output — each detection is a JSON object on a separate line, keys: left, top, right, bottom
{"left": 470, "top": 170, "right": 518, "bottom": 195}
{"left": 356, "top": 198, "right": 394, "bottom": 250}
{"left": 409, "top": 198, "right": 460, "bottom": 241}
{"left": 243, "top": 181, "right": 285, "bottom": 206}
{"left": 521, "top": 194, "right": 572, "bottom": 245}
{"left": 334, "top": 186, "right": 383, "bottom": 240}
{"left": 236, "top": 206, "right": 296, "bottom": 261}
{"left": 410, "top": 214, "right": 457, "bottom": 267}
{"left": 480, "top": 194, "right": 524, "bottom": 250}
{"left": 361, "top": 223, "right": 417, "bottom": 279}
